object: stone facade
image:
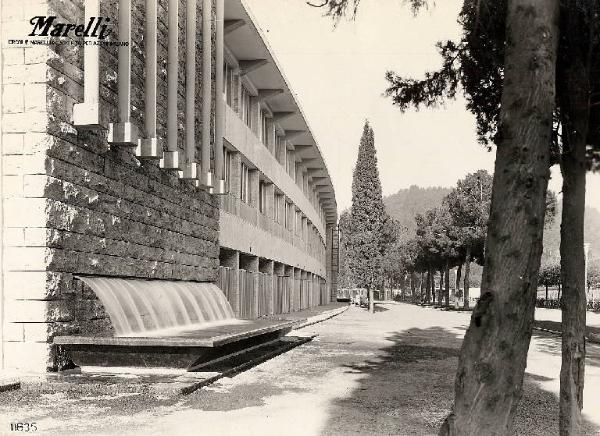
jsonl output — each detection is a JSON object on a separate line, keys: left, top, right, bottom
{"left": 1, "top": 0, "right": 219, "bottom": 371}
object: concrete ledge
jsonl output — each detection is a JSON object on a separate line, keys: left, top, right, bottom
{"left": 293, "top": 305, "right": 349, "bottom": 330}
{"left": 0, "top": 379, "right": 21, "bottom": 393}
{"left": 54, "top": 319, "right": 301, "bottom": 348}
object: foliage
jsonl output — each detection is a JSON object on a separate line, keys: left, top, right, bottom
{"left": 545, "top": 190, "right": 558, "bottom": 228}
{"left": 538, "top": 259, "right": 561, "bottom": 288}
{"left": 443, "top": 170, "right": 493, "bottom": 263}
{"left": 414, "top": 204, "right": 461, "bottom": 270}
{"left": 308, "top": 0, "right": 430, "bottom": 20}
{"left": 347, "top": 121, "right": 387, "bottom": 290}
{"left": 337, "top": 210, "right": 354, "bottom": 289}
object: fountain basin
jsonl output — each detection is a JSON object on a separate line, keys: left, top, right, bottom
{"left": 53, "top": 319, "right": 301, "bottom": 370}
{"left": 53, "top": 319, "right": 300, "bottom": 348}
{"left": 52, "top": 277, "right": 303, "bottom": 370}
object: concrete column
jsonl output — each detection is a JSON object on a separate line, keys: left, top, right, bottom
{"left": 73, "top": 0, "right": 103, "bottom": 127}
{"left": 200, "top": 0, "right": 213, "bottom": 186}
{"left": 295, "top": 163, "right": 301, "bottom": 186}
{"left": 233, "top": 72, "right": 241, "bottom": 113}
{"left": 136, "top": 0, "right": 162, "bottom": 160}
{"left": 249, "top": 169, "right": 259, "bottom": 210}
{"left": 288, "top": 149, "right": 295, "bottom": 178}
{"left": 250, "top": 97, "right": 260, "bottom": 136}
{"left": 260, "top": 259, "right": 275, "bottom": 315}
{"left": 240, "top": 254, "right": 259, "bottom": 319}
{"left": 108, "top": 0, "right": 139, "bottom": 146}
{"left": 281, "top": 141, "right": 288, "bottom": 168}
{"left": 160, "top": 0, "right": 181, "bottom": 170}
{"left": 229, "top": 152, "right": 242, "bottom": 199}
{"left": 182, "top": 0, "right": 198, "bottom": 180}
{"left": 214, "top": 0, "right": 225, "bottom": 191}
{"left": 302, "top": 216, "right": 308, "bottom": 242}
{"left": 219, "top": 249, "right": 240, "bottom": 316}
{"left": 267, "top": 119, "right": 276, "bottom": 156}
{"left": 293, "top": 268, "right": 301, "bottom": 312}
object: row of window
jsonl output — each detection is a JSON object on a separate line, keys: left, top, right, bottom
{"left": 222, "top": 59, "right": 327, "bottom": 234}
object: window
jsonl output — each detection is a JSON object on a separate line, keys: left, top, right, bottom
{"left": 240, "top": 86, "right": 252, "bottom": 127}
{"left": 274, "top": 194, "right": 282, "bottom": 223}
{"left": 240, "top": 162, "right": 250, "bottom": 203}
{"left": 295, "top": 210, "right": 301, "bottom": 235}
{"left": 259, "top": 108, "right": 269, "bottom": 146}
{"left": 275, "top": 135, "right": 285, "bottom": 165}
{"left": 259, "top": 181, "right": 267, "bottom": 214}
{"left": 223, "top": 63, "right": 234, "bottom": 107}
{"left": 284, "top": 201, "right": 291, "bottom": 230}
{"left": 223, "top": 149, "right": 232, "bottom": 192}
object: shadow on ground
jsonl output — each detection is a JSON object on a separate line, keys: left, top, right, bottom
{"left": 321, "top": 326, "right": 600, "bottom": 436}
{"left": 532, "top": 328, "right": 600, "bottom": 369}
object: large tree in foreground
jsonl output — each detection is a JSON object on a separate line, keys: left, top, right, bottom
{"left": 348, "top": 121, "right": 386, "bottom": 313}
{"left": 439, "top": 1, "right": 559, "bottom": 433}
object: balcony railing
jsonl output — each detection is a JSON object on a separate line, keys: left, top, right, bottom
{"left": 221, "top": 198, "right": 325, "bottom": 266}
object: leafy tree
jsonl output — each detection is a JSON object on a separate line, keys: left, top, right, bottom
{"left": 381, "top": 216, "right": 403, "bottom": 292}
{"left": 413, "top": 204, "right": 463, "bottom": 305}
{"left": 443, "top": 170, "right": 493, "bottom": 308}
{"left": 348, "top": 121, "right": 386, "bottom": 313}
{"left": 337, "top": 211, "right": 354, "bottom": 289}
{"left": 538, "top": 258, "right": 561, "bottom": 300}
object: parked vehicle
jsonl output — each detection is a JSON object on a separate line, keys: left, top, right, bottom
{"left": 336, "top": 288, "right": 351, "bottom": 302}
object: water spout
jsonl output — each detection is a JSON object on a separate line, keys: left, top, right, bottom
{"left": 78, "top": 277, "right": 242, "bottom": 337}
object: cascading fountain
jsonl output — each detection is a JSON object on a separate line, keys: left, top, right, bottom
{"left": 78, "top": 276, "right": 246, "bottom": 337}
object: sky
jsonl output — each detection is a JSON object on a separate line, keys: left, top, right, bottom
{"left": 244, "top": 0, "right": 600, "bottom": 213}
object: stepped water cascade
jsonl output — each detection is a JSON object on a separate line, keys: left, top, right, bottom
{"left": 78, "top": 277, "right": 246, "bottom": 337}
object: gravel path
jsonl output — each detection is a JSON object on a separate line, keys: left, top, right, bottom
{"left": 1, "top": 303, "right": 599, "bottom": 435}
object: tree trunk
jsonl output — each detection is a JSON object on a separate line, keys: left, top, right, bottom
{"left": 432, "top": 270, "right": 436, "bottom": 305}
{"left": 439, "top": 0, "right": 559, "bottom": 434}
{"left": 431, "top": 270, "right": 436, "bottom": 304}
{"left": 558, "top": 283, "right": 561, "bottom": 300}
{"left": 559, "top": 138, "right": 587, "bottom": 436}
{"left": 368, "top": 288, "right": 374, "bottom": 313}
{"left": 426, "top": 270, "right": 431, "bottom": 303}
{"left": 463, "top": 246, "right": 471, "bottom": 309}
{"left": 439, "top": 269, "right": 444, "bottom": 306}
{"left": 445, "top": 265, "right": 450, "bottom": 308}
{"left": 557, "top": 20, "right": 590, "bottom": 432}
{"left": 455, "top": 264, "right": 462, "bottom": 303}
{"left": 545, "top": 284, "right": 549, "bottom": 301}
{"left": 410, "top": 272, "right": 417, "bottom": 301}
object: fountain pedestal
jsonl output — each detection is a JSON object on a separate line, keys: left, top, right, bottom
{"left": 53, "top": 319, "right": 301, "bottom": 370}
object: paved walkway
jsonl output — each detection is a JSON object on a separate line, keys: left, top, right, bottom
{"left": 1, "top": 303, "right": 600, "bottom": 435}
{"left": 535, "top": 306, "right": 600, "bottom": 328}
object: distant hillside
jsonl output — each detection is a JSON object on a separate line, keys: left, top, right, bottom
{"left": 383, "top": 185, "right": 452, "bottom": 237}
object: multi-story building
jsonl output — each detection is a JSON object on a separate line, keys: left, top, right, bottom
{"left": 0, "top": 0, "right": 338, "bottom": 371}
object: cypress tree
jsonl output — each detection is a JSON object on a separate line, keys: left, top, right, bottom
{"left": 348, "top": 121, "right": 386, "bottom": 313}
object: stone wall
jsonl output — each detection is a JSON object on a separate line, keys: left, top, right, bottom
{"left": 1, "top": 0, "right": 219, "bottom": 371}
